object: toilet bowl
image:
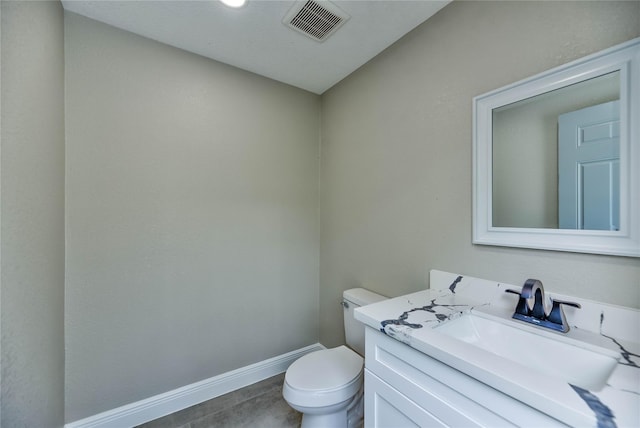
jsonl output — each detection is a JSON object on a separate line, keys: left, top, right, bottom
{"left": 282, "top": 288, "right": 386, "bottom": 428}
{"left": 283, "top": 346, "right": 363, "bottom": 427}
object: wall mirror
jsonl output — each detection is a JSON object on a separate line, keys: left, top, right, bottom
{"left": 473, "top": 38, "right": 639, "bottom": 257}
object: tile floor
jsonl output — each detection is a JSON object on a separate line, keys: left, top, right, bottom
{"left": 137, "top": 373, "right": 301, "bottom": 428}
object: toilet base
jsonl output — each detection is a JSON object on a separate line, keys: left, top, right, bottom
{"left": 301, "top": 408, "right": 348, "bottom": 428}
{"left": 296, "top": 384, "right": 364, "bottom": 428}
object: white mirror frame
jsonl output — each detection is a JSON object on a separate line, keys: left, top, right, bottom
{"left": 473, "top": 38, "right": 640, "bottom": 257}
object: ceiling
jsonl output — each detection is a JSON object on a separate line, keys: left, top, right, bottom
{"left": 61, "top": 0, "right": 450, "bottom": 94}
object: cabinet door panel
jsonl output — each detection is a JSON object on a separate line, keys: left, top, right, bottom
{"left": 365, "top": 370, "right": 446, "bottom": 428}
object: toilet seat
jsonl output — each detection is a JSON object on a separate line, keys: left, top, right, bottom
{"left": 283, "top": 346, "right": 363, "bottom": 408}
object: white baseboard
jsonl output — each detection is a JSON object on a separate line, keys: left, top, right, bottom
{"left": 65, "top": 343, "right": 325, "bottom": 428}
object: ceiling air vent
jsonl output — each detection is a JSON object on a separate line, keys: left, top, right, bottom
{"left": 283, "top": 0, "right": 350, "bottom": 42}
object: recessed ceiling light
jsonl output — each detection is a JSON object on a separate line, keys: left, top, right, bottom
{"left": 220, "top": 0, "right": 246, "bottom": 8}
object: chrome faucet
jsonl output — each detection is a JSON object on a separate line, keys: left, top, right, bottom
{"left": 505, "top": 279, "right": 581, "bottom": 333}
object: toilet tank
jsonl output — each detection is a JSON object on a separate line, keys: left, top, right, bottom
{"left": 343, "top": 288, "right": 387, "bottom": 356}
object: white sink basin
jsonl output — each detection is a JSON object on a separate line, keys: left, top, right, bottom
{"left": 435, "top": 311, "right": 621, "bottom": 391}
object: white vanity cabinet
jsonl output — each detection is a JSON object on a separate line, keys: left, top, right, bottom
{"left": 363, "top": 327, "right": 565, "bottom": 428}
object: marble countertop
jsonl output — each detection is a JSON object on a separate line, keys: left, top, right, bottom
{"left": 355, "top": 270, "right": 640, "bottom": 428}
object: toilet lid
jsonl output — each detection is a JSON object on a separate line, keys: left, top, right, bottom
{"left": 286, "top": 346, "right": 363, "bottom": 392}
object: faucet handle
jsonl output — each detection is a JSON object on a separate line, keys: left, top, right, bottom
{"left": 551, "top": 298, "right": 581, "bottom": 309}
{"left": 546, "top": 299, "right": 581, "bottom": 333}
{"left": 505, "top": 288, "right": 529, "bottom": 316}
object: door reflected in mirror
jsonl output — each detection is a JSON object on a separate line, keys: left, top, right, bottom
{"left": 491, "top": 71, "right": 620, "bottom": 230}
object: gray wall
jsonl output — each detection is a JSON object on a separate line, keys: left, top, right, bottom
{"left": 1, "top": 1, "right": 66, "bottom": 426}
{"left": 64, "top": 12, "right": 320, "bottom": 422}
{"left": 320, "top": 1, "right": 640, "bottom": 347}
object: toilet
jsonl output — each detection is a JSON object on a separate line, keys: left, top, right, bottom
{"left": 283, "top": 288, "right": 387, "bottom": 428}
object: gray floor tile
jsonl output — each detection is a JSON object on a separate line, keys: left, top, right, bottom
{"left": 191, "top": 388, "right": 301, "bottom": 428}
{"left": 138, "top": 373, "right": 300, "bottom": 428}
{"left": 231, "top": 373, "right": 285, "bottom": 403}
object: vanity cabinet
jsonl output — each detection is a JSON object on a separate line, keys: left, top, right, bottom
{"left": 363, "top": 327, "right": 565, "bottom": 428}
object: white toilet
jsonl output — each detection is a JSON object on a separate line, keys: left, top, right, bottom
{"left": 283, "top": 288, "right": 387, "bottom": 428}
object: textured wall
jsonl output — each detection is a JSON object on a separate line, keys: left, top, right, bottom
{"left": 0, "top": 1, "right": 66, "bottom": 426}
{"left": 320, "top": 1, "right": 640, "bottom": 347}
{"left": 65, "top": 12, "right": 320, "bottom": 422}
